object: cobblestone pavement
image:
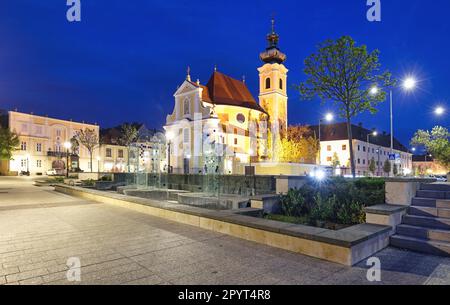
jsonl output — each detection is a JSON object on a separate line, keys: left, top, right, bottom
{"left": 1, "top": 177, "right": 449, "bottom": 285}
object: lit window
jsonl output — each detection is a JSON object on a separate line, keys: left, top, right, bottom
{"left": 342, "top": 145, "right": 347, "bottom": 151}
{"left": 327, "top": 157, "right": 332, "bottom": 162}
{"left": 183, "top": 98, "right": 190, "bottom": 115}
{"left": 327, "top": 145, "right": 332, "bottom": 151}
{"left": 234, "top": 138, "right": 238, "bottom": 145}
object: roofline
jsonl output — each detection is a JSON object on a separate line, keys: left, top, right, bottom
{"left": 8, "top": 110, "right": 99, "bottom": 128}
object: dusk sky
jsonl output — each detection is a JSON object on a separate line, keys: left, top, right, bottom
{"left": 0, "top": 0, "right": 449, "bottom": 147}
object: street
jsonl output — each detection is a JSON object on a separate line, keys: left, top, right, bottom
{"left": 0, "top": 177, "right": 449, "bottom": 285}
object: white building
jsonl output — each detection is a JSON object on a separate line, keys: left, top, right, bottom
{"left": 314, "top": 123, "right": 413, "bottom": 176}
{"left": 3, "top": 110, "right": 100, "bottom": 175}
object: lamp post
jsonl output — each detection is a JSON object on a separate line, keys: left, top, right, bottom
{"left": 63, "top": 142, "right": 72, "bottom": 178}
{"left": 366, "top": 130, "right": 377, "bottom": 175}
{"left": 318, "top": 113, "right": 334, "bottom": 165}
{"left": 371, "top": 76, "right": 416, "bottom": 175}
{"left": 25, "top": 153, "right": 30, "bottom": 175}
{"left": 166, "top": 132, "right": 174, "bottom": 174}
{"left": 97, "top": 156, "right": 101, "bottom": 173}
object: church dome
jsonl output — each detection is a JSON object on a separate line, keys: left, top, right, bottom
{"left": 259, "top": 18, "right": 287, "bottom": 64}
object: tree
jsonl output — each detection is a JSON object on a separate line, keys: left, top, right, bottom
{"left": 369, "top": 157, "right": 376, "bottom": 176}
{"left": 411, "top": 126, "right": 450, "bottom": 171}
{"left": 393, "top": 164, "right": 399, "bottom": 176}
{"left": 383, "top": 159, "right": 391, "bottom": 176}
{"left": 75, "top": 128, "right": 99, "bottom": 172}
{"left": 331, "top": 152, "right": 340, "bottom": 167}
{"left": 296, "top": 36, "right": 394, "bottom": 177}
{"left": 0, "top": 127, "right": 19, "bottom": 160}
{"left": 119, "top": 124, "right": 139, "bottom": 172}
{"left": 70, "top": 137, "right": 79, "bottom": 155}
{"left": 277, "top": 125, "right": 319, "bottom": 164}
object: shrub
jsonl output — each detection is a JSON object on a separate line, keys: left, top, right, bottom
{"left": 279, "top": 177, "right": 385, "bottom": 226}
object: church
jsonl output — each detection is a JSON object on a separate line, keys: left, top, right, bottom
{"left": 164, "top": 20, "right": 288, "bottom": 175}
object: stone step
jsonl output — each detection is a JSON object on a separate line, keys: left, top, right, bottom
{"left": 412, "top": 197, "right": 436, "bottom": 207}
{"left": 390, "top": 235, "right": 450, "bottom": 257}
{"left": 396, "top": 224, "right": 450, "bottom": 243}
{"left": 403, "top": 215, "right": 450, "bottom": 230}
{"left": 416, "top": 190, "right": 450, "bottom": 200}
{"left": 408, "top": 206, "right": 450, "bottom": 219}
{"left": 420, "top": 183, "right": 450, "bottom": 192}
{"left": 437, "top": 200, "right": 450, "bottom": 209}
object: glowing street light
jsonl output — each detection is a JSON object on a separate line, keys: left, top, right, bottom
{"left": 318, "top": 113, "right": 334, "bottom": 165}
{"left": 435, "top": 106, "right": 445, "bottom": 116}
{"left": 165, "top": 131, "right": 174, "bottom": 174}
{"left": 370, "top": 86, "right": 379, "bottom": 95}
{"left": 403, "top": 77, "right": 417, "bottom": 91}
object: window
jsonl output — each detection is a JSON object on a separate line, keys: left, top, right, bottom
{"left": 327, "top": 157, "right": 332, "bottom": 162}
{"left": 234, "top": 138, "right": 238, "bottom": 145}
{"left": 56, "top": 129, "right": 61, "bottom": 137}
{"left": 36, "top": 143, "right": 42, "bottom": 152}
{"left": 265, "top": 77, "right": 271, "bottom": 89}
{"left": 279, "top": 78, "right": 283, "bottom": 90}
{"left": 357, "top": 158, "right": 361, "bottom": 164}
{"left": 183, "top": 98, "right": 190, "bottom": 115}
{"left": 118, "top": 149, "right": 124, "bottom": 158}
{"left": 357, "top": 145, "right": 360, "bottom": 151}
{"left": 21, "top": 141, "right": 27, "bottom": 151}
{"left": 36, "top": 160, "right": 42, "bottom": 168}
{"left": 234, "top": 128, "right": 238, "bottom": 135}
{"left": 342, "top": 145, "right": 347, "bottom": 151}
{"left": 372, "top": 148, "right": 375, "bottom": 153}
{"left": 363, "top": 146, "right": 366, "bottom": 152}
{"left": 363, "top": 159, "right": 366, "bottom": 165}
{"left": 327, "top": 145, "right": 332, "bottom": 151}
{"left": 183, "top": 128, "right": 190, "bottom": 144}
{"left": 35, "top": 125, "right": 43, "bottom": 135}
{"left": 106, "top": 148, "right": 112, "bottom": 158}
{"left": 21, "top": 159, "right": 27, "bottom": 167}
{"left": 236, "top": 113, "right": 245, "bottom": 123}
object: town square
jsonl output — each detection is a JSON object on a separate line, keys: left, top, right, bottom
{"left": 0, "top": 0, "right": 449, "bottom": 294}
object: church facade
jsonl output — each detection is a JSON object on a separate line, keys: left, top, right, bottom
{"left": 164, "top": 20, "right": 288, "bottom": 175}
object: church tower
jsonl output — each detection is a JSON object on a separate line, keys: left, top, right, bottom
{"left": 258, "top": 18, "right": 288, "bottom": 161}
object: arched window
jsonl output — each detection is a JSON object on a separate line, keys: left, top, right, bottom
{"left": 183, "top": 98, "right": 190, "bottom": 115}
{"left": 265, "top": 77, "right": 271, "bottom": 89}
{"left": 279, "top": 78, "right": 283, "bottom": 90}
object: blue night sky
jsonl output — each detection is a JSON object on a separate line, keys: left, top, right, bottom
{"left": 0, "top": 0, "right": 449, "bottom": 147}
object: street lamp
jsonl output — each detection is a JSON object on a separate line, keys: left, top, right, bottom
{"left": 63, "top": 142, "right": 72, "bottom": 178}
{"left": 367, "top": 130, "right": 377, "bottom": 175}
{"left": 318, "top": 113, "right": 334, "bottom": 165}
{"left": 96, "top": 156, "right": 101, "bottom": 173}
{"left": 435, "top": 106, "right": 445, "bottom": 116}
{"left": 166, "top": 131, "right": 174, "bottom": 174}
{"left": 371, "top": 76, "right": 417, "bottom": 175}
{"left": 25, "top": 153, "right": 30, "bottom": 175}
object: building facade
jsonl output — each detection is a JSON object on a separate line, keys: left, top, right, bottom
{"left": 412, "top": 155, "right": 448, "bottom": 176}
{"left": 314, "top": 123, "right": 413, "bottom": 176}
{"left": 164, "top": 20, "right": 289, "bottom": 175}
{"left": 5, "top": 111, "right": 100, "bottom": 175}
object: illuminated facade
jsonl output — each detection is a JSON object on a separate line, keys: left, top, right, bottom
{"left": 164, "top": 20, "right": 288, "bottom": 174}
{"left": 5, "top": 111, "right": 100, "bottom": 175}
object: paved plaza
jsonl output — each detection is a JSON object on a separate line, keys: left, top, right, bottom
{"left": 0, "top": 177, "right": 449, "bottom": 285}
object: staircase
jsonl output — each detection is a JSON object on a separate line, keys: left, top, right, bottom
{"left": 390, "top": 183, "right": 450, "bottom": 256}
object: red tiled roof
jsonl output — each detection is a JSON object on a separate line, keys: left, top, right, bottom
{"left": 198, "top": 72, "right": 267, "bottom": 114}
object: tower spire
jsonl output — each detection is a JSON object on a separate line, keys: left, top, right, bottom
{"left": 259, "top": 17, "right": 286, "bottom": 64}
{"left": 186, "top": 66, "right": 191, "bottom": 81}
